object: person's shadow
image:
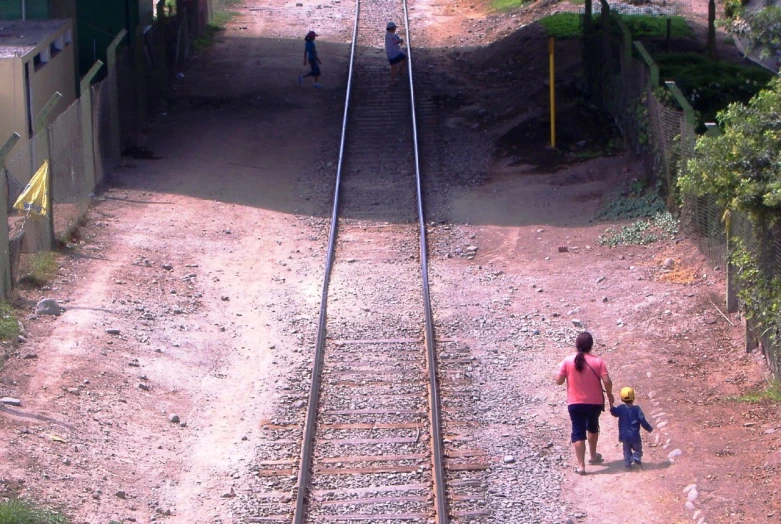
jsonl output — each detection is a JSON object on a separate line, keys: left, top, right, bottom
{"left": 590, "top": 459, "right": 672, "bottom": 474}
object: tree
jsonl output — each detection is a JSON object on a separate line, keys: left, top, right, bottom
{"left": 681, "top": 77, "right": 781, "bottom": 225}
{"left": 728, "top": 6, "right": 781, "bottom": 60}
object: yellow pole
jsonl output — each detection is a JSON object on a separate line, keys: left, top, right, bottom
{"left": 549, "top": 37, "right": 556, "bottom": 148}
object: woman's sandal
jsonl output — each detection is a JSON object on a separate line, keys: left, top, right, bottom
{"left": 588, "top": 453, "right": 604, "bottom": 465}
{"left": 574, "top": 468, "right": 587, "bottom": 475}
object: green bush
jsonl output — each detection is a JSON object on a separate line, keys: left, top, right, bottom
{"left": 622, "top": 14, "right": 692, "bottom": 38}
{"left": 656, "top": 53, "right": 774, "bottom": 126}
{"left": 598, "top": 212, "right": 679, "bottom": 247}
{"left": 539, "top": 13, "right": 691, "bottom": 39}
{"left": 0, "top": 499, "right": 67, "bottom": 524}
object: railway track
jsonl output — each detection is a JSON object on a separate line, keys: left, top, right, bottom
{"left": 248, "top": 0, "right": 491, "bottom": 522}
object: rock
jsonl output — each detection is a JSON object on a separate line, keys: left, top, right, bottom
{"left": 63, "top": 458, "right": 70, "bottom": 465}
{"left": 18, "top": 335, "right": 28, "bottom": 344}
{"left": 662, "top": 258, "right": 674, "bottom": 269}
{"left": 22, "top": 352, "right": 37, "bottom": 359}
{"left": 667, "top": 449, "right": 682, "bottom": 461}
{"left": 180, "top": 421, "right": 187, "bottom": 428}
{"left": 602, "top": 296, "right": 609, "bottom": 303}
{"left": 106, "top": 328, "right": 121, "bottom": 335}
{"left": 168, "top": 414, "right": 180, "bottom": 423}
{"left": 67, "top": 388, "right": 80, "bottom": 396}
{"left": 35, "top": 298, "right": 62, "bottom": 316}
{"left": 222, "top": 487, "right": 236, "bottom": 498}
{"left": 221, "top": 296, "right": 230, "bottom": 301}
{"left": 293, "top": 400, "right": 306, "bottom": 409}
{"left": 503, "top": 455, "right": 515, "bottom": 464}
{"left": 596, "top": 276, "right": 606, "bottom": 284}
{"left": 138, "top": 383, "right": 150, "bottom": 391}
{"left": 116, "top": 490, "right": 126, "bottom": 499}
{"left": 571, "top": 319, "right": 584, "bottom": 328}
{"left": 1, "top": 397, "right": 21, "bottom": 406}
{"left": 685, "top": 501, "right": 696, "bottom": 510}
{"left": 162, "top": 263, "right": 173, "bottom": 271}
{"left": 558, "top": 246, "right": 569, "bottom": 253}
{"left": 128, "top": 359, "right": 140, "bottom": 367}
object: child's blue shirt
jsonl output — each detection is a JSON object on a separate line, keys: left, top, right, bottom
{"left": 610, "top": 403, "right": 653, "bottom": 443}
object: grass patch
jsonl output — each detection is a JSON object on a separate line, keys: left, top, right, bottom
{"left": 18, "top": 252, "right": 58, "bottom": 288}
{"left": 490, "top": 0, "right": 530, "bottom": 10}
{"left": 192, "top": 10, "right": 237, "bottom": 50}
{"left": 0, "top": 300, "right": 20, "bottom": 342}
{"left": 0, "top": 499, "right": 68, "bottom": 524}
{"left": 655, "top": 53, "right": 774, "bottom": 127}
{"left": 539, "top": 12, "right": 581, "bottom": 38}
{"left": 731, "top": 381, "right": 781, "bottom": 403}
{"left": 539, "top": 13, "right": 691, "bottom": 39}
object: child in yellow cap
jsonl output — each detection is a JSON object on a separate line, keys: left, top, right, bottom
{"left": 609, "top": 387, "right": 653, "bottom": 469}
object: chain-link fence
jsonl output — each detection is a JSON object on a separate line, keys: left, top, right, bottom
{"left": 0, "top": 5, "right": 223, "bottom": 294}
{"left": 601, "top": 8, "right": 781, "bottom": 376}
{"left": 49, "top": 98, "right": 90, "bottom": 241}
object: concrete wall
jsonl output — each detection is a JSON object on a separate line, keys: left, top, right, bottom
{"left": 0, "top": 57, "right": 28, "bottom": 151}
{"left": 28, "top": 43, "right": 76, "bottom": 124}
{"left": 0, "top": 21, "right": 76, "bottom": 157}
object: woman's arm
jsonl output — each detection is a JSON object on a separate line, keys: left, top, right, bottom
{"left": 602, "top": 374, "right": 614, "bottom": 404}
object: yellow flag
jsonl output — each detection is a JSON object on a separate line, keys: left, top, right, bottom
{"left": 14, "top": 160, "right": 49, "bottom": 216}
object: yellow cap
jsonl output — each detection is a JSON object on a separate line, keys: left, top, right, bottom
{"left": 620, "top": 387, "right": 635, "bottom": 402}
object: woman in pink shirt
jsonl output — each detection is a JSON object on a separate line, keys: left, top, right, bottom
{"left": 555, "top": 332, "right": 614, "bottom": 474}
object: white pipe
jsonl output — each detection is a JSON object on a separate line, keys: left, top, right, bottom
{"left": 21, "top": 0, "right": 26, "bottom": 20}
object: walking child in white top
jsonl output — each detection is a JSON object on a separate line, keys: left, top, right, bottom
{"left": 385, "top": 21, "right": 407, "bottom": 82}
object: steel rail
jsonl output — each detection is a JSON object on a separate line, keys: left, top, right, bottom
{"left": 402, "top": 0, "right": 449, "bottom": 522}
{"left": 291, "top": 1, "right": 361, "bottom": 521}
{"left": 292, "top": 1, "right": 449, "bottom": 522}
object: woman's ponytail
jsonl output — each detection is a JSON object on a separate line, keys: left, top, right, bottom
{"left": 574, "top": 332, "right": 594, "bottom": 372}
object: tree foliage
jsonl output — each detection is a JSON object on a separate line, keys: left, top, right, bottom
{"left": 681, "top": 77, "right": 781, "bottom": 224}
{"left": 728, "top": 6, "right": 781, "bottom": 60}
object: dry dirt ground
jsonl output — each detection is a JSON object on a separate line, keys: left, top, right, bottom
{"left": 1, "top": 0, "right": 780, "bottom": 523}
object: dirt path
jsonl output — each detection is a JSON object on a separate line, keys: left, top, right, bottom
{"left": 1, "top": 0, "right": 779, "bottom": 523}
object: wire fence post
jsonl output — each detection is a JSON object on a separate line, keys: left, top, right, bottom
{"left": 0, "top": 133, "right": 20, "bottom": 296}
{"left": 704, "top": 121, "right": 739, "bottom": 314}
{"left": 107, "top": 29, "right": 128, "bottom": 164}
{"left": 80, "top": 60, "right": 104, "bottom": 195}
{"left": 664, "top": 81, "right": 695, "bottom": 127}
{"left": 134, "top": 25, "right": 149, "bottom": 131}
{"left": 35, "top": 92, "right": 62, "bottom": 250}
{"left": 633, "top": 42, "right": 658, "bottom": 89}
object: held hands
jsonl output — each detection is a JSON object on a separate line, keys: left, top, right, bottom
{"left": 607, "top": 392, "right": 615, "bottom": 406}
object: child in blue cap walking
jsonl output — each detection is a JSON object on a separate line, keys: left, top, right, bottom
{"left": 610, "top": 387, "right": 653, "bottom": 469}
{"left": 299, "top": 31, "right": 322, "bottom": 88}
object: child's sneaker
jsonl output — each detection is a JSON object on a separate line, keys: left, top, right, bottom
{"left": 298, "top": 75, "right": 303, "bottom": 87}
{"left": 313, "top": 83, "right": 322, "bottom": 88}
